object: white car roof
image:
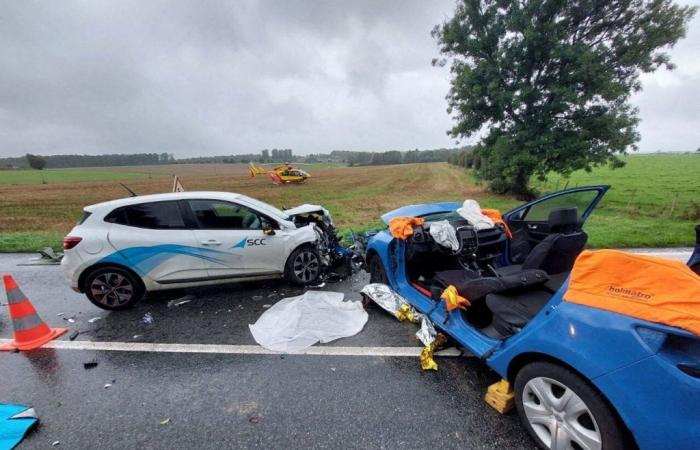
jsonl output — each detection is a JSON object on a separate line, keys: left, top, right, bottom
{"left": 85, "top": 191, "right": 290, "bottom": 221}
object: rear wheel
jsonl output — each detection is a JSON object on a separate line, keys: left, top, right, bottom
{"left": 84, "top": 266, "right": 145, "bottom": 310}
{"left": 368, "top": 253, "right": 388, "bottom": 284}
{"left": 285, "top": 246, "right": 322, "bottom": 285}
{"left": 514, "top": 361, "right": 627, "bottom": 450}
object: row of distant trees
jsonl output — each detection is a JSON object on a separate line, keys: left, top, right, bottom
{"left": 2, "top": 147, "right": 467, "bottom": 169}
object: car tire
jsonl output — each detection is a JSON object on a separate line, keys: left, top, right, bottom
{"left": 84, "top": 266, "right": 145, "bottom": 310}
{"left": 285, "top": 245, "right": 322, "bottom": 285}
{"left": 367, "top": 253, "right": 388, "bottom": 284}
{"left": 514, "top": 361, "right": 628, "bottom": 450}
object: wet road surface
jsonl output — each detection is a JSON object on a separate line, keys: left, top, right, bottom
{"left": 0, "top": 253, "right": 536, "bottom": 449}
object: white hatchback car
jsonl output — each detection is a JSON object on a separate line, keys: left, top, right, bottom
{"left": 62, "top": 192, "right": 348, "bottom": 310}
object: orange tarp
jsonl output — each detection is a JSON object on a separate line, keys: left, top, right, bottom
{"left": 564, "top": 250, "right": 700, "bottom": 336}
{"left": 389, "top": 216, "right": 425, "bottom": 240}
{"left": 481, "top": 209, "right": 513, "bottom": 239}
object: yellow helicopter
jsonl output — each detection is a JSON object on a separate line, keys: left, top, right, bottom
{"left": 248, "top": 162, "right": 311, "bottom": 184}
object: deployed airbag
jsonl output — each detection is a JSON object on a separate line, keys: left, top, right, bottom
{"left": 456, "top": 200, "right": 494, "bottom": 230}
{"left": 429, "top": 220, "right": 460, "bottom": 251}
{"left": 249, "top": 291, "right": 368, "bottom": 352}
{"left": 565, "top": 250, "right": 700, "bottom": 336}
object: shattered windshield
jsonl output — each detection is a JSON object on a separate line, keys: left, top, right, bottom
{"left": 420, "top": 210, "right": 462, "bottom": 222}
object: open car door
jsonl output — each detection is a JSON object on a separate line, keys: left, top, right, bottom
{"left": 503, "top": 185, "right": 609, "bottom": 264}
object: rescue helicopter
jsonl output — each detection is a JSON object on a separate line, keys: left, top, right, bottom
{"left": 248, "top": 162, "right": 311, "bottom": 184}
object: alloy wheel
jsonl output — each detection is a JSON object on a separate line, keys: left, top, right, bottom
{"left": 90, "top": 272, "right": 135, "bottom": 307}
{"left": 522, "top": 377, "right": 602, "bottom": 450}
{"left": 293, "top": 250, "right": 320, "bottom": 283}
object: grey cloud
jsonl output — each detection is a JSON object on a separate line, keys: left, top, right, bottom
{"left": 0, "top": 0, "right": 697, "bottom": 157}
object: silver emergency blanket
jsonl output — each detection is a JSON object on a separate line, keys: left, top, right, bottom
{"left": 457, "top": 199, "right": 494, "bottom": 230}
{"left": 428, "top": 220, "right": 460, "bottom": 252}
{"left": 360, "top": 283, "right": 437, "bottom": 345}
{"left": 249, "top": 291, "right": 368, "bottom": 352}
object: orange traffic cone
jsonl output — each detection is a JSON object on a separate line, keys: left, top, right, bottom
{"left": 1, "top": 275, "right": 67, "bottom": 351}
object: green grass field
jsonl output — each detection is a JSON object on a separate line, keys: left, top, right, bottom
{"left": 0, "top": 168, "right": 161, "bottom": 185}
{"left": 0, "top": 154, "right": 697, "bottom": 252}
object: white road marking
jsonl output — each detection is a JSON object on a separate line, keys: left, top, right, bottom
{"left": 0, "top": 338, "right": 465, "bottom": 357}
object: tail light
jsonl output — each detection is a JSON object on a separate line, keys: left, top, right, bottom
{"left": 63, "top": 236, "right": 82, "bottom": 250}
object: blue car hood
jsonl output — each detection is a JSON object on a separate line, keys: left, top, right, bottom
{"left": 381, "top": 202, "right": 461, "bottom": 224}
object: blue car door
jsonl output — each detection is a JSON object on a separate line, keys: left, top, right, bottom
{"left": 503, "top": 185, "right": 609, "bottom": 264}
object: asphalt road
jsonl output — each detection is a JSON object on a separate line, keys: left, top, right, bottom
{"left": 0, "top": 253, "right": 540, "bottom": 450}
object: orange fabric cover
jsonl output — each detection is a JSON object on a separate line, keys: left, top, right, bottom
{"left": 389, "top": 216, "right": 425, "bottom": 240}
{"left": 441, "top": 285, "right": 471, "bottom": 312}
{"left": 481, "top": 209, "right": 513, "bottom": 239}
{"left": 564, "top": 250, "right": 700, "bottom": 336}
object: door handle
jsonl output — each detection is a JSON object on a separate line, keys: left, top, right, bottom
{"left": 527, "top": 224, "right": 538, "bottom": 230}
{"left": 201, "top": 240, "right": 221, "bottom": 246}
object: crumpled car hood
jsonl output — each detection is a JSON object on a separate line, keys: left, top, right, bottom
{"left": 284, "top": 204, "right": 328, "bottom": 217}
{"left": 380, "top": 202, "right": 461, "bottom": 225}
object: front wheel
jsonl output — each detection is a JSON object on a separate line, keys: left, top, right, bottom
{"left": 367, "top": 253, "right": 388, "bottom": 284}
{"left": 84, "top": 266, "right": 145, "bottom": 310}
{"left": 285, "top": 246, "right": 322, "bottom": 285}
{"left": 514, "top": 361, "right": 628, "bottom": 450}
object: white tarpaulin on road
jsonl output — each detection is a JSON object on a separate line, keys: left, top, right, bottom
{"left": 249, "top": 291, "right": 368, "bottom": 352}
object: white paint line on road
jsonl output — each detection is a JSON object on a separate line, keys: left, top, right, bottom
{"left": 0, "top": 338, "right": 464, "bottom": 357}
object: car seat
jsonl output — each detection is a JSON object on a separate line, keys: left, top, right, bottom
{"left": 496, "top": 207, "right": 587, "bottom": 276}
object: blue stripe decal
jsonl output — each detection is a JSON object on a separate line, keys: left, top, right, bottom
{"left": 99, "top": 244, "right": 238, "bottom": 276}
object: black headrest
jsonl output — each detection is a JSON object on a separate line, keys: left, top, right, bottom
{"left": 548, "top": 208, "right": 579, "bottom": 230}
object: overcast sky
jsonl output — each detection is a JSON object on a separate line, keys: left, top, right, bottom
{"left": 1, "top": 0, "right": 698, "bottom": 158}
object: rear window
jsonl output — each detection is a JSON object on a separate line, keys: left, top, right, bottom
{"left": 105, "top": 201, "right": 186, "bottom": 229}
{"left": 77, "top": 211, "right": 92, "bottom": 225}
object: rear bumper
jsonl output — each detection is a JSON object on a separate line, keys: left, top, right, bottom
{"left": 594, "top": 354, "right": 700, "bottom": 448}
{"left": 60, "top": 251, "right": 84, "bottom": 292}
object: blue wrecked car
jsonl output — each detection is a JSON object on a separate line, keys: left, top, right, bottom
{"left": 364, "top": 186, "right": 700, "bottom": 450}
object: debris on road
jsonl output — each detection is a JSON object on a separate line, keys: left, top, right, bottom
{"left": 0, "top": 403, "right": 39, "bottom": 449}
{"left": 249, "top": 291, "right": 368, "bottom": 352}
{"left": 52, "top": 441, "right": 60, "bottom": 447}
{"left": 159, "top": 418, "right": 171, "bottom": 426}
{"left": 69, "top": 331, "right": 79, "bottom": 341}
{"left": 252, "top": 295, "right": 263, "bottom": 301}
{"left": 104, "top": 383, "right": 112, "bottom": 389}
{"left": 361, "top": 283, "right": 450, "bottom": 370}
{"left": 262, "top": 304, "right": 271, "bottom": 309}
{"left": 142, "top": 313, "right": 154, "bottom": 325}
{"left": 248, "top": 416, "right": 261, "bottom": 424}
{"left": 167, "top": 296, "right": 193, "bottom": 308}
{"left": 17, "top": 247, "right": 64, "bottom": 266}
{"left": 87, "top": 317, "right": 102, "bottom": 323}
{"left": 83, "top": 361, "right": 99, "bottom": 370}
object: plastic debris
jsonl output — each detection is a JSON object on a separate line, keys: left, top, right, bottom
{"left": 456, "top": 200, "right": 494, "bottom": 230}
{"left": 159, "top": 418, "right": 171, "bottom": 425}
{"left": 17, "top": 247, "right": 64, "bottom": 266}
{"left": 67, "top": 318, "right": 75, "bottom": 324}
{"left": 420, "top": 334, "right": 448, "bottom": 371}
{"left": 252, "top": 295, "right": 263, "bottom": 301}
{"left": 0, "top": 403, "right": 39, "bottom": 449}
{"left": 87, "top": 317, "right": 102, "bottom": 323}
{"left": 167, "top": 296, "right": 193, "bottom": 308}
{"left": 262, "top": 304, "right": 271, "bottom": 309}
{"left": 249, "top": 291, "right": 368, "bottom": 352}
{"left": 104, "top": 383, "right": 111, "bottom": 389}
{"left": 56, "top": 312, "right": 65, "bottom": 317}
{"left": 429, "top": 220, "right": 460, "bottom": 252}
{"left": 52, "top": 441, "right": 60, "bottom": 447}
{"left": 309, "top": 282, "right": 326, "bottom": 289}
{"left": 248, "top": 416, "right": 260, "bottom": 424}
{"left": 141, "top": 313, "right": 154, "bottom": 325}
{"left": 83, "top": 361, "right": 98, "bottom": 370}
{"left": 360, "top": 284, "right": 419, "bottom": 322}
{"left": 69, "top": 331, "right": 79, "bottom": 341}
{"left": 362, "top": 283, "right": 450, "bottom": 371}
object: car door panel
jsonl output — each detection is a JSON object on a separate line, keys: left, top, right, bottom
{"left": 504, "top": 186, "right": 609, "bottom": 264}
{"left": 185, "top": 199, "right": 286, "bottom": 278}
{"left": 104, "top": 201, "right": 207, "bottom": 282}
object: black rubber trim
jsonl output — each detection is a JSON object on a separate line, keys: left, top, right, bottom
{"left": 156, "top": 271, "right": 281, "bottom": 284}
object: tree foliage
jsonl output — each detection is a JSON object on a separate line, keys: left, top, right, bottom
{"left": 433, "top": 0, "right": 696, "bottom": 198}
{"left": 25, "top": 153, "right": 47, "bottom": 170}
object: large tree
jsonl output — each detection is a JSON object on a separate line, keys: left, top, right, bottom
{"left": 433, "top": 0, "right": 695, "bottom": 198}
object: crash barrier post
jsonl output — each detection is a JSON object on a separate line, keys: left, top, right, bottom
{"left": 484, "top": 379, "right": 515, "bottom": 414}
{"left": 0, "top": 275, "right": 67, "bottom": 351}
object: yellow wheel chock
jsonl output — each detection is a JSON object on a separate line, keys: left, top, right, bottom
{"left": 484, "top": 379, "right": 515, "bottom": 414}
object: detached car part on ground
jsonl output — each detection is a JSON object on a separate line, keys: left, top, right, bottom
{"left": 364, "top": 186, "right": 700, "bottom": 450}
{"left": 62, "top": 192, "right": 351, "bottom": 310}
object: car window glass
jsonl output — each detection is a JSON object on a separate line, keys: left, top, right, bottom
{"left": 106, "top": 201, "right": 186, "bottom": 229}
{"left": 524, "top": 190, "right": 598, "bottom": 222}
{"left": 189, "top": 200, "right": 262, "bottom": 230}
